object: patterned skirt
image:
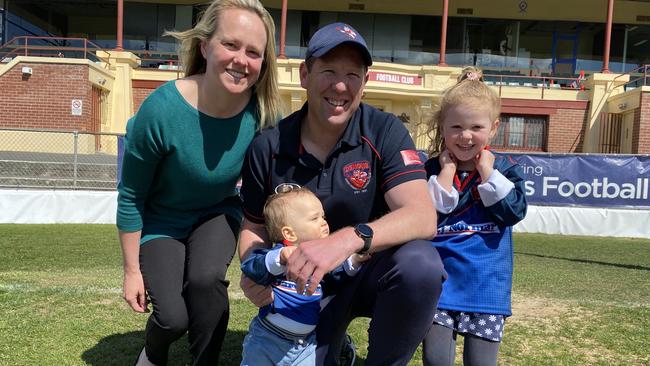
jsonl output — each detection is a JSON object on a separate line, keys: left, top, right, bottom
{"left": 433, "top": 309, "right": 506, "bottom": 342}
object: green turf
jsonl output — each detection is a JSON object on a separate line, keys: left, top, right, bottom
{"left": 0, "top": 226, "right": 648, "bottom": 365}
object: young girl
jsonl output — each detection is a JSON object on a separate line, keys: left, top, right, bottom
{"left": 422, "top": 67, "right": 528, "bottom": 366}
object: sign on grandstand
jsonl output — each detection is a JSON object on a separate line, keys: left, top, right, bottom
{"left": 368, "top": 71, "right": 422, "bottom": 86}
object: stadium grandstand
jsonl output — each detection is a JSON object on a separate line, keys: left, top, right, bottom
{"left": 1, "top": 0, "right": 649, "bottom": 154}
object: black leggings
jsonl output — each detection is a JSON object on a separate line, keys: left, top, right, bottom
{"left": 422, "top": 323, "right": 500, "bottom": 366}
{"left": 139, "top": 214, "right": 238, "bottom": 366}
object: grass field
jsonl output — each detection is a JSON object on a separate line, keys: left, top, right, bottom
{"left": 1, "top": 225, "right": 648, "bottom": 365}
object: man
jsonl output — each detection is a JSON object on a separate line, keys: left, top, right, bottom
{"left": 239, "top": 22, "right": 445, "bottom": 365}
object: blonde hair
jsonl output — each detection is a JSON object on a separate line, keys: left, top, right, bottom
{"left": 426, "top": 66, "right": 501, "bottom": 156}
{"left": 164, "top": 0, "right": 282, "bottom": 128}
{"left": 263, "top": 187, "right": 318, "bottom": 243}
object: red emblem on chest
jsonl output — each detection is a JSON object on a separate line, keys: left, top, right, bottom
{"left": 343, "top": 161, "right": 371, "bottom": 190}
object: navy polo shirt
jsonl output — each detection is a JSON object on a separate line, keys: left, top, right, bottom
{"left": 240, "top": 102, "right": 426, "bottom": 232}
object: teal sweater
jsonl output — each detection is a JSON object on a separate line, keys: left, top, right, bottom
{"left": 117, "top": 81, "right": 258, "bottom": 244}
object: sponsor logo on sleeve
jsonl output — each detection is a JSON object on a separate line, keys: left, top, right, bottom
{"left": 400, "top": 150, "right": 422, "bottom": 166}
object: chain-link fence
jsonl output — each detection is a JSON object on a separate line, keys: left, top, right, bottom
{"left": 0, "top": 128, "right": 122, "bottom": 190}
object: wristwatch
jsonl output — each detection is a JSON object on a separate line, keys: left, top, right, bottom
{"left": 354, "top": 223, "right": 373, "bottom": 254}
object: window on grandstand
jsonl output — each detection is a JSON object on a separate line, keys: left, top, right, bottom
{"left": 492, "top": 115, "right": 547, "bottom": 151}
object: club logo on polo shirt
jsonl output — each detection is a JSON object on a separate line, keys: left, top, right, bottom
{"left": 343, "top": 161, "right": 371, "bottom": 190}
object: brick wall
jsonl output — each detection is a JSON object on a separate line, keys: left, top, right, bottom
{"left": 0, "top": 62, "right": 94, "bottom": 131}
{"left": 636, "top": 92, "right": 650, "bottom": 154}
{"left": 547, "top": 107, "right": 588, "bottom": 152}
{"left": 501, "top": 99, "right": 589, "bottom": 153}
{"left": 132, "top": 80, "right": 166, "bottom": 114}
{"left": 133, "top": 87, "right": 155, "bottom": 114}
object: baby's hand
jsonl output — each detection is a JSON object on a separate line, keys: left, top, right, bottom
{"left": 438, "top": 150, "right": 457, "bottom": 172}
{"left": 280, "top": 246, "right": 297, "bottom": 265}
{"left": 474, "top": 149, "right": 495, "bottom": 180}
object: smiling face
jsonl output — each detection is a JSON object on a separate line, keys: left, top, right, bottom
{"left": 441, "top": 101, "right": 499, "bottom": 170}
{"left": 299, "top": 43, "right": 368, "bottom": 131}
{"left": 200, "top": 8, "right": 267, "bottom": 96}
{"left": 284, "top": 193, "right": 330, "bottom": 244}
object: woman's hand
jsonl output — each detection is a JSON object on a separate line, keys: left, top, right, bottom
{"left": 123, "top": 269, "right": 148, "bottom": 313}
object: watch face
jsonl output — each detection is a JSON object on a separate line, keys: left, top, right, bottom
{"left": 356, "top": 224, "right": 373, "bottom": 238}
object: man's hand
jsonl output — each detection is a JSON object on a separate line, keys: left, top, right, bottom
{"left": 239, "top": 274, "right": 273, "bottom": 307}
{"left": 123, "top": 270, "right": 149, "bottom": 313}
{"left": 286, "top": 229, "right": 359, "bottom": 295}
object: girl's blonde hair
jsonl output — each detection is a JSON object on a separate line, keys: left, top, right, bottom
{"left": 164, "top": 0, "right": 282, "bottom": 128}
{"left": 426, "top": 66, "right": 501, "bottom": 156}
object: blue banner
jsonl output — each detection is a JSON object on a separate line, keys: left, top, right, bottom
{"left": 496, "top": 153, "right": 650, "bottom": 208}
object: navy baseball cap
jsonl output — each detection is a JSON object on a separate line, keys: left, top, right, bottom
{"left": 305, "top": 23, "right": 372, "bottom": 66}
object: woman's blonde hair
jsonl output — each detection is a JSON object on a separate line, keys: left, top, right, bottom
{"left": 426, "top": 66, "right": 501, "bottom": 156}
{"left": 164, "top": 0, "right": 282, "bottom": 128}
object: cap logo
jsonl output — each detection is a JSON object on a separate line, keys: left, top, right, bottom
{"left": 336, "top": 25, "right": 357, "bottom": 40}
{"left": 343, "top": 161, "right": 371, "bottom": 190}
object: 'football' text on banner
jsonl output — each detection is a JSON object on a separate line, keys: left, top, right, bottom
{"left": 496, "top": 153, "right": 650, "bottom": 208}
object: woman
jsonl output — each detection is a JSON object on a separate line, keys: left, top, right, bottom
{"left": 116, "top": 1, "right": 281, "bottom": 365}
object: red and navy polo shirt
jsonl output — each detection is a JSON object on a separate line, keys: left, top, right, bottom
{"left": 240, "top": 102, "right": 426, "bottom": 232}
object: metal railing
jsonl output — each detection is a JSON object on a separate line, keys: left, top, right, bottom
{"left": 0, "top": 36, "right": 111, "bottom": 66}
{"left": 0, "top": 36, "right": 183, "bottom": 70}
{"left": 483, "top": 73, "right": 587, "bottom": 98}
{"left": 0, "top": 128, "right": 122, "bottom": 190}
{"left": 612, "top": 64, "right": 650, "bottom": 91}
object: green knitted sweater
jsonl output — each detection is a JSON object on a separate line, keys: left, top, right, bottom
{"left": 117, "top": 80, "right": 257, "bottom": 243}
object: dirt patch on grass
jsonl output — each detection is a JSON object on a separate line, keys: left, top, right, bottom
{"left": 92, "top": 297, "right": 120, "bottom": 306}
{"left": 510, "top": 295, "right": 570, "bottom": 321}
{"left": 506, "top": 295, "right": 632, "bottom": 364}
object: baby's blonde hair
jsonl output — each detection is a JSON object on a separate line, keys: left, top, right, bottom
{"left": 426, "top": 66, "right": 501, "bottom": 156}
{"left": 263, "top": 187, "right": 318, "bottom": 243}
